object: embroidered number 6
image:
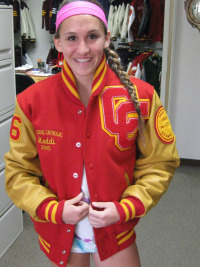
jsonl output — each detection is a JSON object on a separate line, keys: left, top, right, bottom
{"left": 10, "top": 115, "right": 22, "bottom": 141}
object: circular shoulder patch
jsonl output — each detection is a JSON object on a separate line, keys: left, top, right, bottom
{"left": 155, "top": 106, "right": 174, "bottom": 144}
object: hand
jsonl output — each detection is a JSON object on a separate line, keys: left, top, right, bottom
{"left": 89, "top": 202, "right": 120, "bottom": 228}
{"left": 62, "top": 192, "right": 89, "bottom": 225}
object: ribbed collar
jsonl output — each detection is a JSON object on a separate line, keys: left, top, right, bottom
{"left": 61, "top": 55, "right": 108, "bottom": 101}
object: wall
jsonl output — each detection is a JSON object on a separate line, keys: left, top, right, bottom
{"left": 24, "top": 0, "right": 53, "bottom": 67}
{"left": 168, "top": 0, "right": 200, "bottom": 160}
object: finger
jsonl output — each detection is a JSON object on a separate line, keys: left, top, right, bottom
{"left": 77, "top": 203, "right": 89, "bottom": 216}
{"left": 77, "top": 202, "right": 89, "bottom": 216}
{"left": 78, "top": 201, "right": 89, "bottom": 207}
{"left": 89, "top": 204, "right": 99, "bottom": 215}
{"left": 88, "top": 214, "right": 104, "bottom": 228}
{"left": 92, "top": 202, "right": 110, "bottom": 209}
{"left": 68, "top": 192, "right": 83, "bottom": 205}
{"left": 89, "top": 205, "right": 104, "bottom": 219}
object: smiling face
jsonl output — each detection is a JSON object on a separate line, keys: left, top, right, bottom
{"left": 54, "top": 14, "right": 110, "bottom": 83}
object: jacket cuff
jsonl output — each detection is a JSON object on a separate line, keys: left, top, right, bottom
{"left": 36, "top": 198, "right": 65, "bottom": 224}
{"left": 114, "top": 196, "right": 145, "bottom": 224}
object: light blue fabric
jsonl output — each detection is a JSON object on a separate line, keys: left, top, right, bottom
{"left": 71, "top": 235, "right": 97, "bottom": 253}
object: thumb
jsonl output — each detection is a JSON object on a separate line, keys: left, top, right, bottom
{"left": 69, "top": 192, "right": 83, "bottom": 205}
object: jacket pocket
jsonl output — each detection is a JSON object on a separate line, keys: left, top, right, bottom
{"left": 116, "top": 228, "right": 135, "bottom": 245}
{"left": 114, "top": 220, "right": 135, "bottom": 246}
{"left": 39, "top": 235, "right": 51, "bottom": 254}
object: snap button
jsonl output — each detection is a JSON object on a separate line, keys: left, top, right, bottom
{"left": 78, "top": 110, "right": 82, "bottom": 114}
{"left": 89, "top": 163, "right": 94, "bottom": 169}
{"left": 60, "top": 261, "right": 64, "bottom": 265}
{"left": 62, "top": 250, "right": 66, "bottom": 254}
{"left": 73, "top": 173, "right": 78, "bottom": 178}
{"left": 67, "top": 229, "right": 71, "bottom": 233}
{"left": 76, "top": 142, "right": 81, "bottom": 148}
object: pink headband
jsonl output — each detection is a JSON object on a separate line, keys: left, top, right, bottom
{"left": 56, "top": 1, "right": 107, "bottom": 31}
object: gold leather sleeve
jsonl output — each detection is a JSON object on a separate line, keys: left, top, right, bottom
{"left": 122, "top": 91, "right": 180, "bottom": 215}
{"left": 4, "top": 100, "right": 57, "bottom": 221}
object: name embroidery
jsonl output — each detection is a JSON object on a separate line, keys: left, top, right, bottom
{"left": 36, "top": 129, "right": 63, "bottom": 151}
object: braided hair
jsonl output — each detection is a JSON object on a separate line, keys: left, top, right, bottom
{"left": 104, "top": 47, "right": 145, "bottom": 138}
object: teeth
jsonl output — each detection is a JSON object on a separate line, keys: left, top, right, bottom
{"left": 75, "top": 58, "right": 91, "bottom": 63}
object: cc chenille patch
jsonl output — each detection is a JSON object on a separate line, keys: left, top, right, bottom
{"left": 155, "top": 106, "right": 174, "bottom": 144}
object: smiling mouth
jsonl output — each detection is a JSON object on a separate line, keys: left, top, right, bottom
{"left": 75, "top": 58, "right": 92, "bottom": 63}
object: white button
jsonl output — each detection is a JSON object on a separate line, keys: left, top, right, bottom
{"left": 76, "top": 142, "right": 81, "bottom": 148}
{"left": 73, "top": 173, "right": 78, "bottom": 179}
{"left": 67, "top": 229, "right": 71, "bottom": 233}
{"left": 78, "top": 110, "right": 82, "bottom": 114}
{"left": 62, "top": 250, "right": 66, "bottom": 254}
{"left": 60, "top": 261, "right": 64, "bottom": 265}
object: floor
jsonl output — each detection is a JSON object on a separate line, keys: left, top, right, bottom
{"left": 0, "top": 164, "right": 200, "bottom": 267}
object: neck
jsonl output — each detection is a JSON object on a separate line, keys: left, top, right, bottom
{"left": 76, "top": 78, "right": 93, "bottom": 107}
{"left": 61, "top": 55, "right": 107, "bottom": 107}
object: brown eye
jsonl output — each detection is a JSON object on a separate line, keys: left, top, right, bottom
{"left": 89, "top": 34, "right": 97, "bottom": 39}
{"left": 68, "top": 35, "right": 76, "bottom": 41}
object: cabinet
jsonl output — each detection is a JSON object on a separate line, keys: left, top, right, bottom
{"left": 0, "top": 4, "right": 23, "bottom": 258}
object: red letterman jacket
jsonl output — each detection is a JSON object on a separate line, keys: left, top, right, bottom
{"left": 5, "top": 57, "right": 179, "bottom": 266}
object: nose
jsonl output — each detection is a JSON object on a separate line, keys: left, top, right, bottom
{"left": 78, "top": 40, "right": 90, "bottom": 54}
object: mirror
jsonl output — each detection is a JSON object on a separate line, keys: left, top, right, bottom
{"left": 185, "top": 0, "right": 200, "bottom": 31}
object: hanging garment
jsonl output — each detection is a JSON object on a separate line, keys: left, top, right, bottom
{"left": 20, "top": 1, "right": 36, "bottom": 42}
{"left": 115, "top": 47, "right": 130, "bottom": 70}
{"left": 50, "top": 0, "right": 63, "bottom": 34}
{"left": 142, "top": 53, "right": 162, "bottom": 96}
{"left": 46, "top": 46, "right": 63, "bottom": 66}
{"left": 128, "top": 50, "right": 153, "bottom": 78}
{"left": 111, "top": 4, "right": 122, "bottom": 40}
{"left": 127, "top": 3, "right": 135, "bottom": 42}
{"left": 46, "top": 45, "right": 58, "bottom": 65}
{"left": 128, "top": 0, "right": 144, "bottom": 42}
{"left": 107, "top": 4, "right": 117, "bottom": 36}
{"left": 147, "top": 0, "right": 164, "bottom": 42}
{"left": 13, "top": 0, "right": 20, "bottom": 33}
{"left": 121, "top": 3, "right": 130, "bottom": 41}
{"left": 14, "top": 44, "right": 22, "bottom": 67}
{"left": 42, "top": 0, "right": 51, "bottom": 31}
{"left": 137, "top": 0, "right": 151, "bottom": 38}
{"left": 118, "top": 3, "right": 126, "bottom": 37}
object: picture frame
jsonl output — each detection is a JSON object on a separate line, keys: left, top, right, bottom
{"left": 184, "top": 0, "right": 200, "bottom": 31}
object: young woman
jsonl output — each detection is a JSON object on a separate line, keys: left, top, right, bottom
{"left": 5, "top": 1, "right": 180, "bottom": 266}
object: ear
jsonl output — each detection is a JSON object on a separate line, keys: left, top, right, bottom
{"left": 53, "top": 36, "right": 63, "bottom": 52}
{"left": 104, "top": 30, "right": 111, "bottom": 49}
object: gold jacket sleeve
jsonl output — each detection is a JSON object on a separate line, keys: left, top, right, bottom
{"left": 122, "top": 91, "right": 180, "bottom": 215}
{"left": 4, "top": 100, "right": 57, "bottom": 221}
